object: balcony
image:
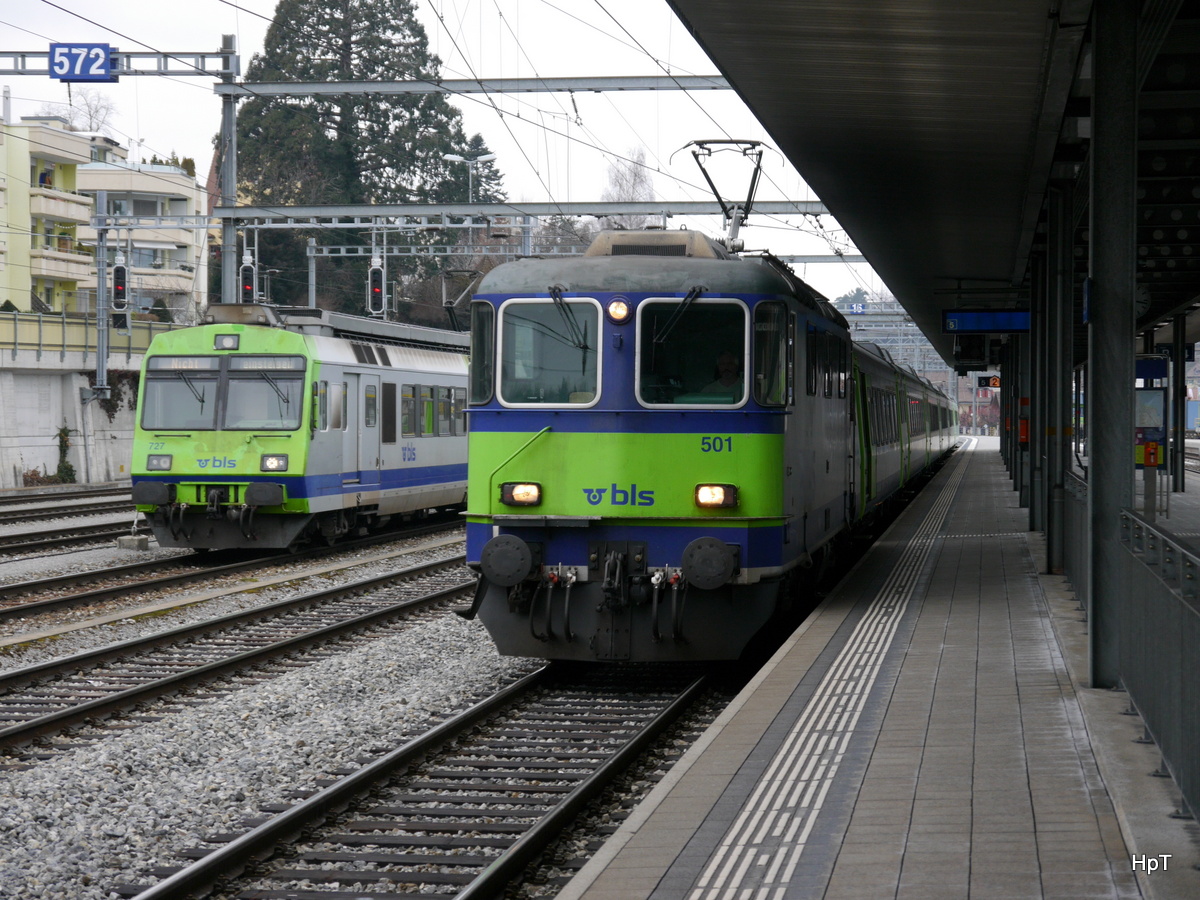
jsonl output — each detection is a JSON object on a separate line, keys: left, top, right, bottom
{"left": 30, "top": 247, "right": 94, "bottom": 282}
{"left": 30, "top": 187, "right": 93, "bottom": 225}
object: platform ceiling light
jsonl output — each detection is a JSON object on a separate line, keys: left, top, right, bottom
{"left": 606, "top": 297, "right": 631, "bottom": 323}
{"left": 146, "top": 454, "right": 172, "bottom": 471}
{"left": 500, "top": 481, "right": 541, "bottom": 506}
{"left": 260, "top": 454, "right": 288, "bottom": 472}
{"left": 215, "top": 334, "right": 239, "bottom": 350}
{"left": 695, "top": 483, "right": 739, "bottom": 508}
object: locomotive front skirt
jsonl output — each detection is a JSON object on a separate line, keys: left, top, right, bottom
{"left": 463, "top": 230, "right": 957, "bottom": 663}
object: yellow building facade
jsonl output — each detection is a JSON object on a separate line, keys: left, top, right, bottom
{"left": 0, "top": 115, "right": 93, "bottom": 312}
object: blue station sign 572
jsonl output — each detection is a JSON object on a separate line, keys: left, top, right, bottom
{"left": 49, "top": 44, "right": 117, "bottom": 82}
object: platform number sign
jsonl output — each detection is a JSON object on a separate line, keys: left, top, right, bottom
{"left": 49, "top": 44, "right": 116, "bottom": 82}
{"left": 976, "top": 375, "right": 1001, "bottom": 388}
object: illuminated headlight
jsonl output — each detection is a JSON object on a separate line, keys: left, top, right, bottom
{"left": 606, "top": 298, "right": 631, "bottom": 323}
{"left": 500, "top": 482, "right": 541, "bottom": 506}
{"left": 260, "top": 454, "right": 288, "bottom": 472}
{"left": 695, "top": 483, "right": 738, "bottom": 508}
{"left": 146, "top": 454, "right": 173, "bottom": 471}
{"left": 214, "top": 334, "right": 239, "bottom": 350}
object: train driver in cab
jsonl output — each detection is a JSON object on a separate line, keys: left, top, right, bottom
{"left": 701, "top": 350, "right": 743, "bottom": 401}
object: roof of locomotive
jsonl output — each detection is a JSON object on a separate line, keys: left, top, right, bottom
{"left": 477, "top": 229, "right": 834, "bottom": 318}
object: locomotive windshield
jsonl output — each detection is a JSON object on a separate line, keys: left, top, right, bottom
{"left": 637, "top": 299, "right": 748, "bottom": 405}
{"left": 498, "top": 298, "right": 599, "bottom": 405}
{"left": 141, "top": 355, "right": 305, "bottom": 430}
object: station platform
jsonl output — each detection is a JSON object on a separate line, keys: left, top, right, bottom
{"left": 560, "top": 437, "right": 1198, "bottom": 900}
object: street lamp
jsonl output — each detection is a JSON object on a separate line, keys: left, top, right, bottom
{"left": 443, "top": 152, "right": 496, "bottom": 203}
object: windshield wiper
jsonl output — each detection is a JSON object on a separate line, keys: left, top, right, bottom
{"left": 258, "top": 371, "right": 290, "bottom": 404}
{"left": 175, "top": 371, "right": 206, "bottom": 406}
{"left": 548, "top": 284, "right": 589, "bottom": 350}
{"left": 654, "top": 285, "right": 706, "bottom": 344}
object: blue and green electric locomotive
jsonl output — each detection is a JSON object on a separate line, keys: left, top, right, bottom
{"left": 462, "top": 229, "right": 956, "bottom": 663}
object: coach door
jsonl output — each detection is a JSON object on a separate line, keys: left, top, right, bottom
{"left": 359, "top": 374, "right": 381, "bottom": 488}
{"left": 342, "top": 373, "right": 381, "bottom": 488}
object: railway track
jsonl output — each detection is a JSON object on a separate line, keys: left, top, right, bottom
{"left": 0, "top": 486, "right": 130, "bottom": 509}
{"left": 0, "top": 521, "right": 149, "bottom": 555}
{"left": 0, "top": 518, "right": 462, "bottom": 623}
{"left": 117, "top": 664, "right": 714, "bottom": 900}
{"left": 0, "top": 499, "right": 133, "bottom": 525}
{"left": 0, "top": 553, "right": 474, "bottom": 757}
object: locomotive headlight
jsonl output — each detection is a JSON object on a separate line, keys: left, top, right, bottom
{"left": 500, "top": 482, "right": 541, "bottom": 506}
{"left": 695, "top": 483, "right": 739, "bottom": 508}
{"left": 606, "top": 298, "right": 631, "bottom": 323}
{"left": 146, "top": 454, "right": 173, "bottom": 471}
{"left": 260, "top": 454, "right": 289, "bottom": 472}
{"left": 214, "top": 334, "right": 240, "bottom": 350}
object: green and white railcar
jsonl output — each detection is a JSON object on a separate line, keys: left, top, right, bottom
{"left": 131, "top": 304, "right": 469, "bottom": 551}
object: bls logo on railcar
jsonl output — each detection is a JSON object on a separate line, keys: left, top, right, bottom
{"left": 197, "top": 457, "right": 237, "bottom": 469}
{"left": 582, "top": 484, "right": 655, "bottom": 507}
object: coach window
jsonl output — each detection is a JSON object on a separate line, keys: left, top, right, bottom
{"left": 382, "top": 382, "right": 397, "bottom": 444}
{"left": 499, "top": 297, "right": 599, "bottom": 405}
{"left": 437, "top": 387, "right": 454, "bottom": 434}
{"left": 225, "top": 356, "right": 305, "bottom": 430}
{"left": 637, "top": 298, "right": 746, "bottom": 406}
{"left": 141, "top": 357, "right": 220, "bottom": 430}
{"left": 364, "top": 384, "right": 378, "bottom": 429}
{"left": 317, "top": 382, "right": 328, "bottom": 430}
{"left": 469, "top": 302, "right": 494, "bottom": 404}
{"left": 753, "top": 302, "right": 789, "bottom": 407}
{"left": 453, "top": 387, "right": 467, "bottom": 433}
{"left": 805, "top": 326, "right": 818, "bottom": 395}
{"left": 401, "top": 385, "right": 416, "bottom": 436}
{"left": 331, "top": 382, "right": 347, "bottom": 431}
{"left": 421, "top": 386, "right": 435, "bottom": 434}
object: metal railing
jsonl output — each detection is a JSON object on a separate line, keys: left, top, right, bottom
{"left": 1117, "top": 509, "right": 1200, "bottom": 821}
{"left": 1064, "top": 473, "right": 1090, "bottom": 602}
{"left": 0, "top": 310, "right": 177, "bottom": 363}
{"left": 1063, "top": 479, "right": 1198, "bottom": 820}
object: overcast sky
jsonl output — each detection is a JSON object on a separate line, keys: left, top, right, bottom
{"left": 0, "top": 0, "right": 883, "bottom": 300}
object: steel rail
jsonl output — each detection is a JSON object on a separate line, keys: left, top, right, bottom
{"left": 456, "top": 674, "right": 708, "bottom": 899}
{"left": 0, "top": 558, "right": 471, "bottom": 747}
{"left": 131, "top": 669, "right": 708, "bottom": 900}
{"left": 0, "top": 518, "right": 460, "bottom": 616}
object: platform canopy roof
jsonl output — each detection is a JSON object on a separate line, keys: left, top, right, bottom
{"left": 666, "top": 0, "right": 1200, "bottom": 368}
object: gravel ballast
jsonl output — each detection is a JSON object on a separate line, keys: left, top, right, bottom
{"left": 0, "top": 613, "right": 534, "bottom": 900}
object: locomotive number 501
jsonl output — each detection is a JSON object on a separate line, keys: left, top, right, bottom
{"left": 700, "top": 436, "right": 733, "bottom": 452}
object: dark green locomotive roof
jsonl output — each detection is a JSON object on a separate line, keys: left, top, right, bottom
{"left": 477, "top": 229, "right": 836, "bottom": 319}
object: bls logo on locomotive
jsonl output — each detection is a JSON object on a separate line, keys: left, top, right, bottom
{"left": 582, "top": 484, "right": 655, "bottom": 507}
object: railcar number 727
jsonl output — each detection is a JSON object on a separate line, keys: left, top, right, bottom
{"left": 700, "top": 436, "right": 733, "bottom": 452}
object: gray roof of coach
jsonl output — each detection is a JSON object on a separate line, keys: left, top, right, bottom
{"left": 202, "top": 304, "right": 469, "bottom": 351}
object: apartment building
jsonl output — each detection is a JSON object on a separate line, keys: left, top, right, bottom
{"left": 0, "top": 114, "right": 94, "bottom": 312}
{"left": 0, "top": 111, "right": 209, "bottom": 319}
{"left": 77, "top": 136, "right": 209, "bottom": 323}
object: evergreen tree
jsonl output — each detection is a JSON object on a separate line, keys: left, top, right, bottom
{"left": 235, "top": 0, "right": 505, "bottom": 312}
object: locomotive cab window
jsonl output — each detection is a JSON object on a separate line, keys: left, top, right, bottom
{"left": 141, "top": 357, "right": 220, "bottom": 430}
{"left": 468, "top": 302, "right": 494, "bottom": 405}
{"left": 142, "top": 356, "right": 306, "bottom": 432}
{"left": 637, "top": 298, "right": 748, "bottom": 406}
{"left": 224, "top": 357, "right": 306, "bottom": 431}
{"left": 752, "top": 302, "right": 791, "bottom": 407}
{"left": 498, "top": 297, "right": 600, "bottom": 406}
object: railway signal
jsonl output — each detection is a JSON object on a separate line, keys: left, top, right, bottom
{"left": 368, "top": 266, "right": 386, "bottom": 316}
{"left": 239, "top": 265, "right": 257, "bottom": 303}
{"left": 110, "top": 263, "right": 130, "bottom": 333}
